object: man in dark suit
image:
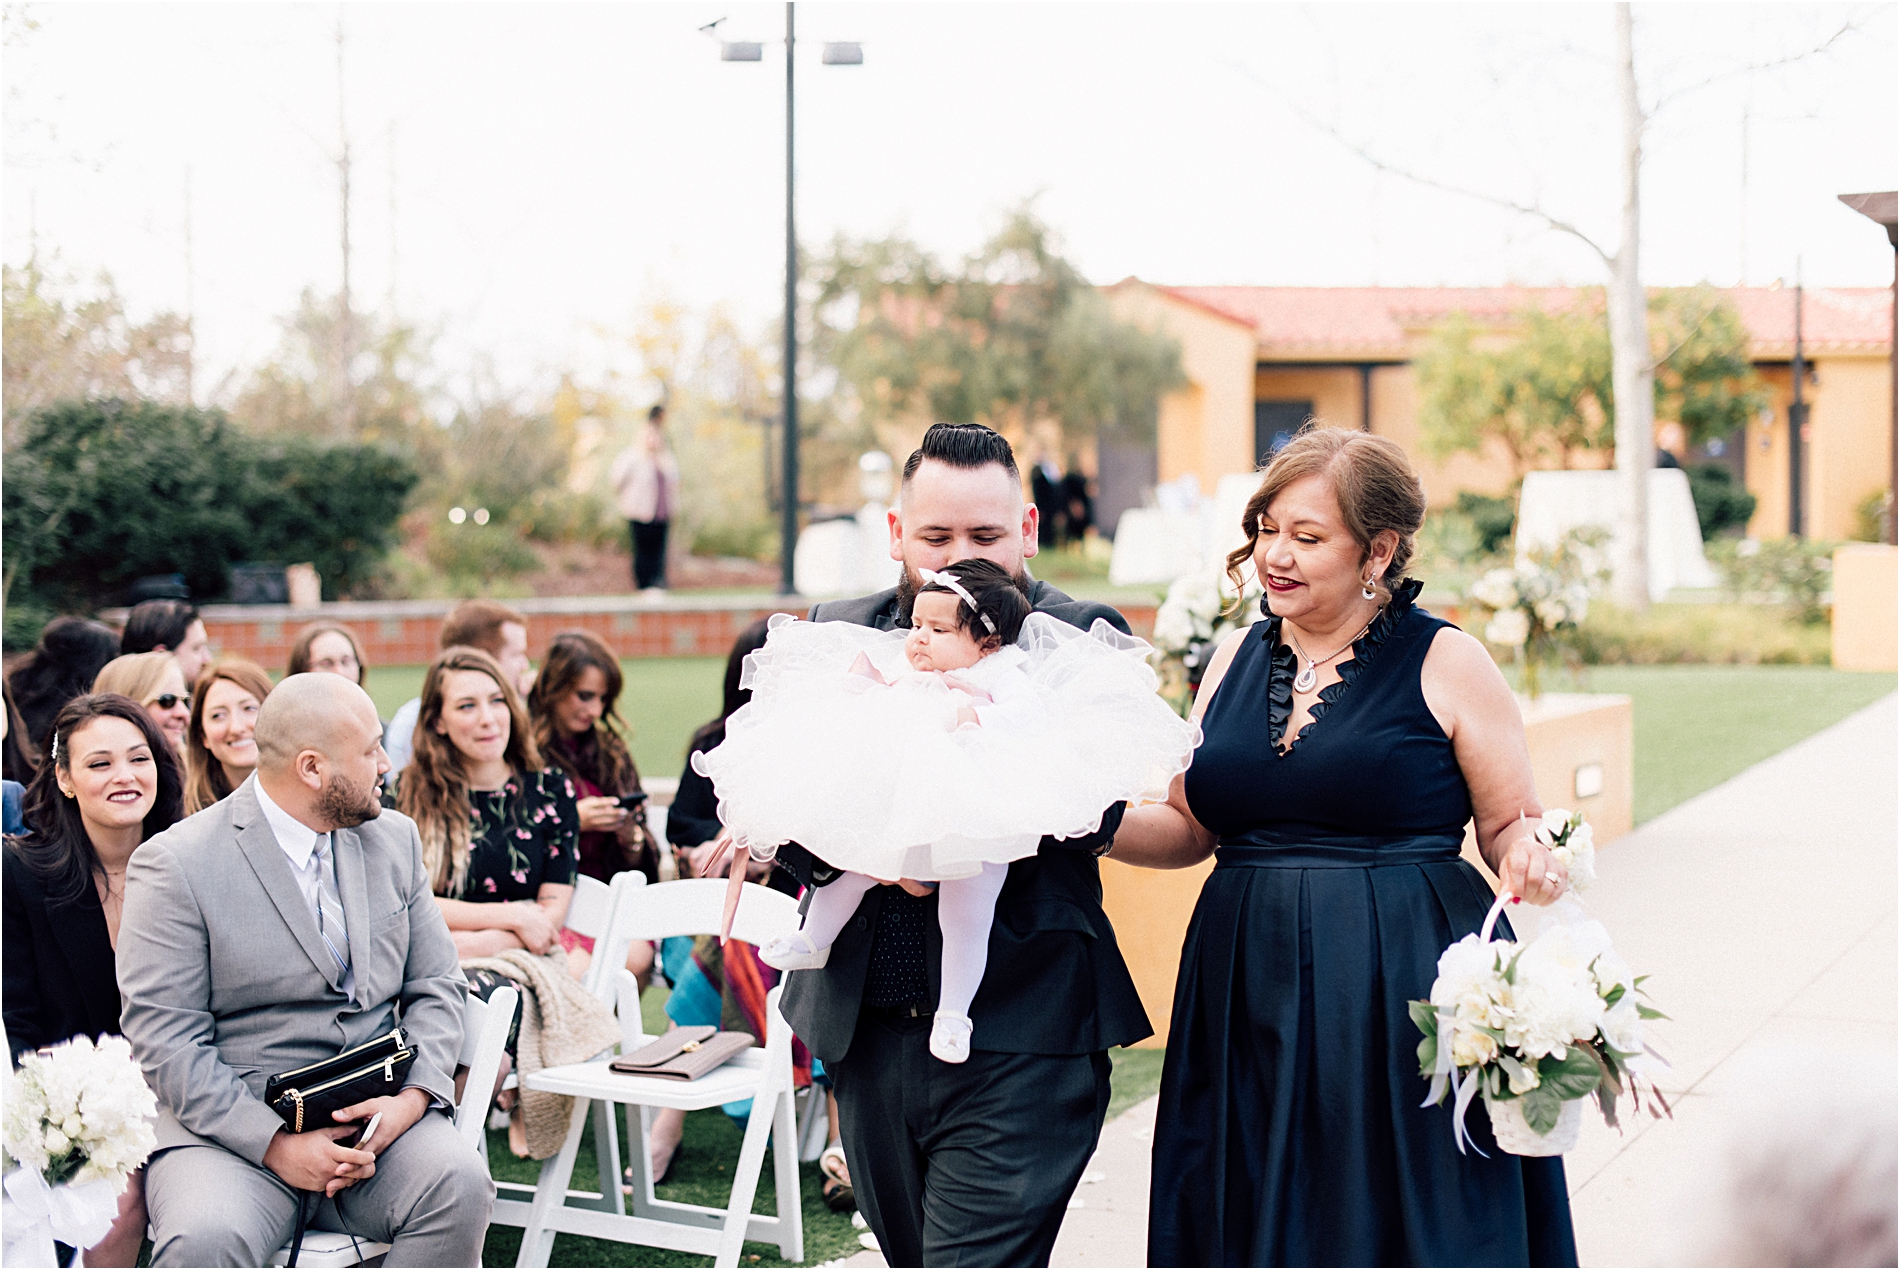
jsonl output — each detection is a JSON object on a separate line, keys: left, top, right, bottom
{"left": 776, "top": 422, "right": 1151, "bottom": 1267}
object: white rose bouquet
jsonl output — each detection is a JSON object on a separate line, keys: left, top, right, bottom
{"left": 1533, "top": 808, "right": 1596, "bottom": 893}
{"left": 2, "top": 1034, "right": 158, "bottom": 1263}
{"left": 1410, "top": 895, "right": 1668, "bottom": 1156}
{"left": 1149, "top": 567, "right": 1262, "bottom": 715}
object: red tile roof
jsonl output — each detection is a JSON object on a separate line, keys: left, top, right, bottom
{"left": 1144, "top": 283, "right": 1893, "bottom": 359}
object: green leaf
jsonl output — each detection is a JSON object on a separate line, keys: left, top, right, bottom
{"left": 1519, "top": 1085, "right": 1563, "bottom": 1135}
{"left": 1417, "top": 1035, "right": 1439, "bottom": 1080}
{"left": 1538, "top": 1048, "right": 1604, "bottom": 1102}
{"left": 1603, "top": 982, "right": 1627, "bottom": 1008}
{"left": 1636, "top": 1005, "right": 1669, "bottom": 1020}
{"left": 1408, "top": 999, "right": 1440, "bottom": 1039}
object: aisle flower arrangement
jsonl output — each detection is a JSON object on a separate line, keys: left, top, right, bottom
{"left": 1410, "top": 813, "right": 1666, "bottom": 1156}
{"left": 2, "top": 1035, "right": 158, "bottom": 1264}
{"left": 1467, "top": 530, "right": 1606, "bottom": 698}
{"left": 1149, "top": 567, "right": 1262, "bottom": 715}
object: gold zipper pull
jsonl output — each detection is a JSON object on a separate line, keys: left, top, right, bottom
{"left": 384, "top": 1056, "right": 395, "bottom": 1082}
{"left": 291, "top": 1091, "right": 305, "bottom": 1134}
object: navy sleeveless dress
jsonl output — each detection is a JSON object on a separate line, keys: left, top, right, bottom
{"left": 1148, "top": 583, "right": 1578, "bottom": 1267}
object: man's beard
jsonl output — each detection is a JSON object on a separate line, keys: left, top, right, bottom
{"left": 894, "top": 559, "right": 1031, "bottom": 622}
{"left": 319, "top": 772, "right": 383, "bottom": 829}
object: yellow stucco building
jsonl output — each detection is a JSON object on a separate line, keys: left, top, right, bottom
{"left": 1104, "top": 280, "right": 1895, "bottom": 541}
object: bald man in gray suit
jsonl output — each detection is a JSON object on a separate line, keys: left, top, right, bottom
{"left": 119, "top": 673, "right": 492, "bottom": 1267}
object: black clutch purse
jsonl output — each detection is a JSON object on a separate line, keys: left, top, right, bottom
{"left": 265, "top": 1026, "right": 416, "bottom": 1136}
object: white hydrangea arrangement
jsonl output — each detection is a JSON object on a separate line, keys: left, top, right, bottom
{"left": 1410, "top": 893, "right": 1668, "bottom": 1156}
{"left": 2, "top": 1034, "right": 157, "bottom": 1188}
{"left": 1148, "top": 567, "right": 1262, "bottom": 715}
{"left": 1466, "top": 528, "right": 1606, "bottom": 698}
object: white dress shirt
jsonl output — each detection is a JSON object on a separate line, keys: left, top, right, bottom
{"left": 252, "top": 777, "right": 355, "bottom": 1000}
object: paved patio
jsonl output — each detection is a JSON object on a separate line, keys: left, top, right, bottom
{"left": 836, "top": 691, "right": 1899, "bottom": 1267}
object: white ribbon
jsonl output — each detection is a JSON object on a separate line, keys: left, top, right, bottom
{"left": 2, "top": 1166, "right": 122, "bottom": 1265}
{"left": 916, "top": 568, "right": 997, "bottom": 634}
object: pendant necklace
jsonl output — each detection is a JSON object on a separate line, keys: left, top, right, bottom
{"left": 1285, "top": 614, "right": 1377, "bottom": 694}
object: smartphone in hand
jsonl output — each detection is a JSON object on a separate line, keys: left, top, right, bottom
{"left": 616, "top": 791, "right": 650, "bottom": 811}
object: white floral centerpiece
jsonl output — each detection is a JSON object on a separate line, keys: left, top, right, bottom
{"left": 2, "top": 1035, "right": 158, "bottom": 1265}
{"left": 1466, "top": 529, "right": 1606, "bottom": 698}
{"left": 1149, "top": 566, "right": 1263, "bottom": 715}
{"left": 1410, "top": 881, "right": 1667, "bottom": 1156}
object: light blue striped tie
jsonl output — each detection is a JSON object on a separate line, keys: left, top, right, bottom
{"left": 313, "top": 834, "right": 352, "bottom": 981}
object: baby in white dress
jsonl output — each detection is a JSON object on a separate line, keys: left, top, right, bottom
{"left": 694, "top": 560, "right": 1198, "bottom": 1063}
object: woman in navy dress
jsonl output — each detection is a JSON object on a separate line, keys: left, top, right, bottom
{"left": 1114, "top": 426, "right": 1578, "bottom": 1267}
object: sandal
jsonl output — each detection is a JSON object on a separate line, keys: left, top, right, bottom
{"left": 623, "top": 1143, "right": 681, "bottom": 1194}
{"left": 819, "top": 1143, "right": 855, "bottom": 1213}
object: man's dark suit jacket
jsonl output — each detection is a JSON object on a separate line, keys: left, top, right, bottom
{"left": 777, "top": 578, "right": 1153, "bottom": 1066}
{"left": 2, "top": 841, "right": 122, "bottom": 1061}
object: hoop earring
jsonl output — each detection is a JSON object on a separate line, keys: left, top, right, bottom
{"left": 1361, "top": 578, "right": 1378, "bottom": 601}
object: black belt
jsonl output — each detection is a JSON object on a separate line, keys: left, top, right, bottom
{"left": 866, "top": 1001, "right": 932, "bottom": 1019}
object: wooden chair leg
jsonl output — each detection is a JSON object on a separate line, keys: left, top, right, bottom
{"left": 515, "top": 1098, "right": 590, "bottom": 1268}
{"left": 713, "top": 1088, "right": 779, "bottom": 1267}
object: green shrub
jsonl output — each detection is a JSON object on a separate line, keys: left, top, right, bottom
{"left": 1853, "top": 487, "right": 1890, "bottom": 543}
{"left": 1454, "top": 491, "right": 1516, "bottom": 556}
{"left": 2, "top": 398, "right": 416, "bottom": 612}
{"left": 690, "top": 517, "right": 776, "bottom": 562}
{"left": 1706, "top": 536, "right": 1838, "bottom": 624}
{"left": 1574, "top": 601, "right": 1832, "bottom": 665}
{"left": 421, "top": 521, "right": 540, "bottom": 593}
{"left": 1685, "top": 463, "right": 1757, "bottom": 540}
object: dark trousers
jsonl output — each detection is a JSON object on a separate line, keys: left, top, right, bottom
{"left": 629, "top": 518, "right": 668, "bottom": 590}
{"left": 833, "top": 1011, "right": 1112, "bottom": 1267}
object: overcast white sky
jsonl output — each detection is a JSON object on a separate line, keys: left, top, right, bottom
{"left": 5, "top": 2, "right": 1894, "bottom": 401}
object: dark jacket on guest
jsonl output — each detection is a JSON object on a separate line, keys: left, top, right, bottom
{"left": 3, "top": 840, "right": 121, "bottom": 1061}
{"left": 775, "top": 578, "right": 1153, "bottom": 1066}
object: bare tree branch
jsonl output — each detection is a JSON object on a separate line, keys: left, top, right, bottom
{"left": 1646, "top": 15, "right": 1862, "bottom": 116}
{"left": 1222, "top": 57, "right": 1616, "bottom": 266}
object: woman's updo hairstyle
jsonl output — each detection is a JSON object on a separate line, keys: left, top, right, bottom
{"left": 917, "top": 559, "right": 1033, "bottom": 649}
{"left": 1224, "top": 423, "right": 1426, "bottom": 608}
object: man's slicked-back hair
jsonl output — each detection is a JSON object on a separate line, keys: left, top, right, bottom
{"left": 900, "top": 423, "right": 1019, "bottom": 486}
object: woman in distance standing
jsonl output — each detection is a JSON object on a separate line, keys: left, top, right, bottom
{"left": 1114, "top": 426, "right": 1577, "bottom": 1266}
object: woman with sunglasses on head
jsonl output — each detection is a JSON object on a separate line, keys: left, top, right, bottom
{"left": 3, "top": 693, "right": 184, "bottom": 1266}
{"left": 181, "top": 659, "right": 273, "bottom": 815}
{"left": 93, "top": 652, "right": 192, "bottom": 756}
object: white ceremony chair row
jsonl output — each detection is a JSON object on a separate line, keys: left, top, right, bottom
{"left": 512, "top": 877, "right": 804, "bottom": 1269}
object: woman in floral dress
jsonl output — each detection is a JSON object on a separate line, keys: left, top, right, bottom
{"left": 387, "top": 645, "right": 581, "bottom": 969}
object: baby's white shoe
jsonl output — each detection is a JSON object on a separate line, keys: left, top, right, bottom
{"left": 929, "top": 1011, "right": 973, "bottom": 1063}
{"left": 758, "top": 930, "right": 830, "bottom": 971}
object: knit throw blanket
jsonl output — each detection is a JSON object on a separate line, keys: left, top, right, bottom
{"left": 460, "top": 948, "right": 622, "bottom": 1160}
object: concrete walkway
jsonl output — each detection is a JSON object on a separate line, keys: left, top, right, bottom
{"left": 831, "top": 693, "right": 1898, "bottom": 1267}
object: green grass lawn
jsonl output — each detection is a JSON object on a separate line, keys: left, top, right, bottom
{"left": 365, "top": 657, "right": 726, "bottom": 782}
{"left": 1545, "top": 664, "right": 1896, "bottom": 822}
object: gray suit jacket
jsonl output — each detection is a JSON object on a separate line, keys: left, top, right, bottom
{"left": 117, "top": 778, "right": 465, "bottom": 1166}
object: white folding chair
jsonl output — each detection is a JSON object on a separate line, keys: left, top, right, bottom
{"left": 514, "top": 878, "right": 803, "bottom": 1268}
{"left": 487, "top": 870, "right": 647, "bottom": 1231}
{"left": 267, "top": 985, "right": 518, "bottom": 1268}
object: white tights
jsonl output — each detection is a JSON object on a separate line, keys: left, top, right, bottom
{"left": 798, "top": 863, "right": 1010, "bottom": 1018}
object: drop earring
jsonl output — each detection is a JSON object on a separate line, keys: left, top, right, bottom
{"left": 1361, "top": 577, "right": 1377, "bottom": 601}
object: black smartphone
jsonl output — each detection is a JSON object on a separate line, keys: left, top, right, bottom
{"left": 616, "top": 791, "right": 650, "bottom": 810}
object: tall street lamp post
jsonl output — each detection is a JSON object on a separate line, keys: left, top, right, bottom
{"left": 713, "top": 6, "right": 862, "bottom": 594}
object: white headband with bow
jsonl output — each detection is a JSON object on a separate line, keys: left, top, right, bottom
{"left": 917, "top": 567, "right": 997, "bottom": 634}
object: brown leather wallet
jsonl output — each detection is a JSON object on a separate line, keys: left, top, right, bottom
{"left": 609, "top": 1025, "right": 754, "bottom": 1081}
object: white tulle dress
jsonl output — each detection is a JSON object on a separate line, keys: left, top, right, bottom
{"left": 694, "top": 611, "right": 1200, "bottom": 881}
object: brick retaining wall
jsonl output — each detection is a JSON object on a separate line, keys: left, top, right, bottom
{"left": 111, "top": 593, "right": 1160, "bottom": 669}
